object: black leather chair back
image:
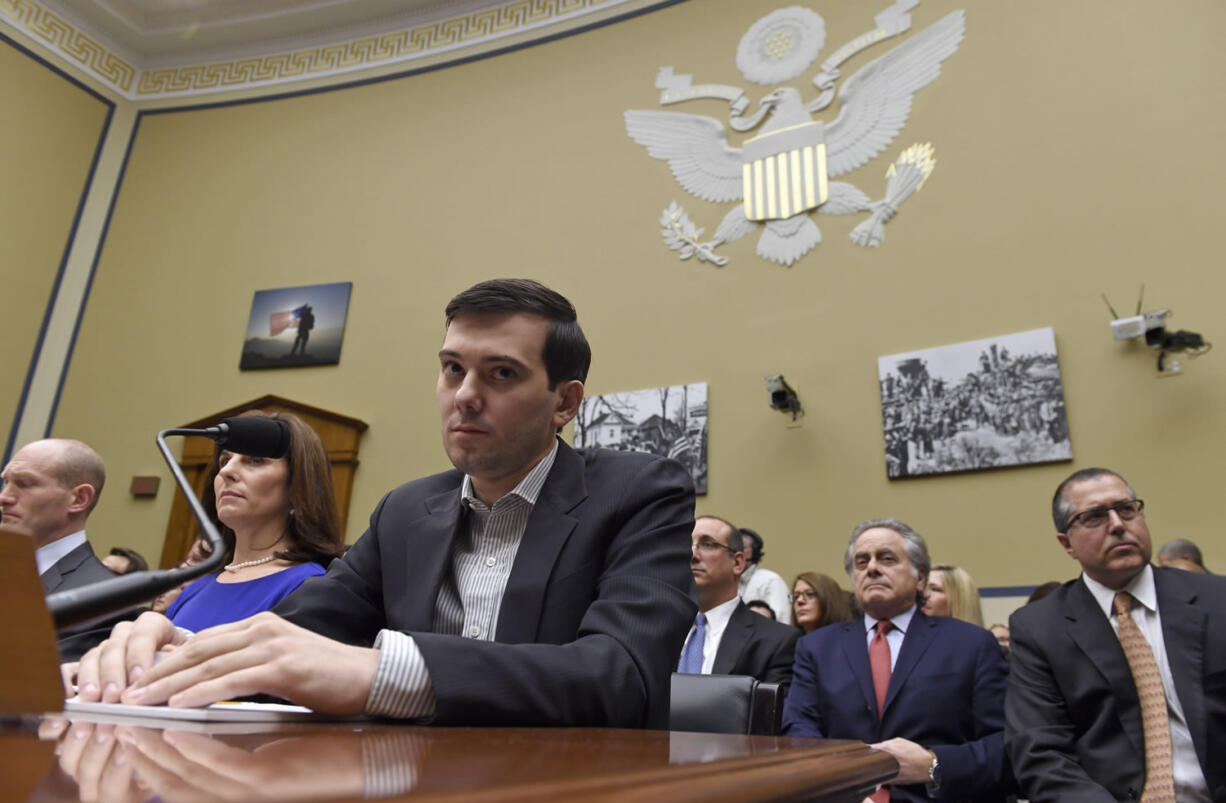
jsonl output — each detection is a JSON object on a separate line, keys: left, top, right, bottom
{"left": 669, "top": 673, "right": 785, "bottom": 735}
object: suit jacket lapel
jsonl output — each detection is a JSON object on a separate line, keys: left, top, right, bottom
{"left": 402, "top": 487, "right": 465, "bottom": 632}
{"left": 1155, "top": 568, "right": 1207, "bottom": 755}
{"left": 884, "top": 610, "right": 935, "bottom": 716}
{"left": 40, "top": 541, "right": 94, "bottom": 594}
{"left": 712, "top": 602, "right": 751, "bottom": 674}
{"left": 1064, "top": 578, "right": 1146, "bottom": 759}
{"left": 497, "top": 441, "right": 585, "bottom": 644}
{"left": 839, "top": 621, "right": 878, "bottom": 721}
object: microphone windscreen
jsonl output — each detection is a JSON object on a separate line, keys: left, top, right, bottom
{"left": 218, "top": 417, "right": 291, "bottom": 458}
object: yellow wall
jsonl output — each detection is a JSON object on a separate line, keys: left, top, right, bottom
{"left": 26, "top": 0, "right": 1226, "bottom": 585}
{"left": 0, "top": 37, "right": 111, "bottom": 454}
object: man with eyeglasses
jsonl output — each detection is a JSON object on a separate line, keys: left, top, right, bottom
{"left": 677, "top": 516, "right": 798, "bottom": 686}
{"left": 1007, "top": 467, "right": 1225, "bottom": 802}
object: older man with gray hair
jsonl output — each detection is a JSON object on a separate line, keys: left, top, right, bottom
{"left": 783, "top": 517, "right": 1011, "bottom": 802}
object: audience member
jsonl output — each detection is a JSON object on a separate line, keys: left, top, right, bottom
{"left": 1, "top": 438, "right": 133, "bottom": 661}
{"left": 165, "top": 411, "right": 345, "bottom": 632}
{"left": 921, "top": 564, "right": 984, "bottom": 626}
{"left": 988, "top": 624, "right": 1010, "bottom": 655}
{"left": 737, "top": 527, "right": 792, "bottom": 624}
{"left": 1157, "top": 537, "right": 1209, "bottom": 574}
{"left": 1025, "top": 581, "right": 1060, "bottom": 604}
{"left": 678, "top": 516, "right": 797, "bottom": 687}
{"left": 72, "top": 278, "right": 696, "bottom": 728}
{"left": 1007, "top": 467, "right": 1224, "bottom": 801}
{"left": 791, "top": 571, "right": 853, "bottom": 634}
{"left": 745, "top": 600, "right": 775, "bottom": 619}
{"left": 102, "top": 546, "right": 148, "bottom": 575}
{"left": 150, "top": 537, "right": 213, "bottom": 614}
{"left": 783, "top": 518, "right": 1011, "bottom": 802}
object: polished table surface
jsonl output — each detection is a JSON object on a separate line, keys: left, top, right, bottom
{"left": 3, "top": 714, "right": 896, "bottom": 802}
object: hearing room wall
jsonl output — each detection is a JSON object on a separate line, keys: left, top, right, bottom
{"left": 11, "top": 0, "right": 1226, "bottom": 587}
{"left": 0, "top": 38, "right": 111, "bottom": 460}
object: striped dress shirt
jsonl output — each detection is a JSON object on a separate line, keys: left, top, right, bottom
{"left": 364, "top": 441, "right": 559, "bottom": 718}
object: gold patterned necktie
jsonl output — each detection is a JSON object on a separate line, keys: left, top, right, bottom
{"left": 1113, "top": 591, "right": 1176, "bottom": 803}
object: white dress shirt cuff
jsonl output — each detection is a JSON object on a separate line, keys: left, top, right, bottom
{"left": 365, "top": 629, "right": 436, "bottom": 719}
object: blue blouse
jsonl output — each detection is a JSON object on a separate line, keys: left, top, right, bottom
{"left": 167, "top": 562, "right": 325, "bottom": 632}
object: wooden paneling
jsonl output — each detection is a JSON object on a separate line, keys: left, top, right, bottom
{"left": 158, "top": 395, "right": 367, "bottom": 568}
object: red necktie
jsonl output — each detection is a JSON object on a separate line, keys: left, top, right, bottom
{"left": 869, "top": 620, "right": 893, "bottom": 803}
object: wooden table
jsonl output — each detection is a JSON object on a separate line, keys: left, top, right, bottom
{"left": 3, "top": 716, "right": 896, "bottom": 802}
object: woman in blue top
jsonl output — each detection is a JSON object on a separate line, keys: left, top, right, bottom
{"left": 167, "top": 410, "right": 344, "bottom": 632}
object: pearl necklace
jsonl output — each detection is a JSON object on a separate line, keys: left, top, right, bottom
{"left": 223, "top": 555, "right": 277, "bottom": 572}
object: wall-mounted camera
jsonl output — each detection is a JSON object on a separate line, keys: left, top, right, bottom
{"left": 766, "top": 374, "right": 803, "bottom": 419}
{"left": 1103, "top": 286, "right": 1212, "bottom": 375}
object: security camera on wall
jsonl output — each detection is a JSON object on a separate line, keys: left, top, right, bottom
{"left": 766, "top": 375, "right": 803, "bottom": 419}
{"left": 1102, "top": 286, "right": 1211, "bottom": 375}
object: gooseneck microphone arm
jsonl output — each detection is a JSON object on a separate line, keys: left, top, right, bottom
{"left": 45, "top": 418, "right": 289, "bottom": 631}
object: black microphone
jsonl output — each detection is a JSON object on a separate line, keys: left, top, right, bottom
{"left": 184, "top": 416, "right": 291, "bottom": 459}
{"left": 44, "top": 418, "right": 287, "bottom": 630}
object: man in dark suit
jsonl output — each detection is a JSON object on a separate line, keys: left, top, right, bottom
{"left": 677, "top": 516, "right": 797, "bottom": 686}
{"left": 73, "top": 279, "right": 696, "bottom": 729}
{"left": 1, "top": 438, "right": 120, "bottom": 661}
{"left": 1007, "top": 467, "right": 1224, "bottom": 801}
{"left": 783, "top": 518, "right": 1010, "bottom": 802}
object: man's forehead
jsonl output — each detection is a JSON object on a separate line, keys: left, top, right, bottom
{"left": 693, "top": 517, "right": 732, "bottom": 542}
{"left": 1065, "top": 475, "right": 1130, "bottom": 506}
{"left": 441, "top": 313, "right": 548, "bottom": 359}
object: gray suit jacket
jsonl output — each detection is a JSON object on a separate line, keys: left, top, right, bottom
{"left": 1007, "top": 567, "right": 1226, "bottom": 802}
{"left": 43, "top": 540, "right": 130, "bottom": 662}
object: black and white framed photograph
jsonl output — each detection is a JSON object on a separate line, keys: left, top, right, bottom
{"left": 574, "top": 382, "right": 708, "bottom": 493}
{"left": 878, "top": 327, "right": 1072, "bottom": 479}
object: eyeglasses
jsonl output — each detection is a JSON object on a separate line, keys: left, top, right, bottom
{"left": 693, "top": 538, "right": 738, "bottom": 555}
{"left": 1065, "top": 499, "right": 1145, "bottom": 531}
{"left": 794, "top": 590, "right": 818, "bottom": 601}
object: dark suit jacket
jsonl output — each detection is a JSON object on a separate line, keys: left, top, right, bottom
{"left": 1007, "top": 568, "right": 1226, "bottom": 802}
{"left": 710, "top": 599, "right": 799, "bottom": 688}
{"left": 782, "top": 610, "right": 1011, "bottom": 802}
{"left": 275, "top": 441, "right": 696, "bottom": 728}
{"left": 42, "top": 540, "right": 128, "bottom": 662}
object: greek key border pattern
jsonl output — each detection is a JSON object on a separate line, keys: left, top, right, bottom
{"left": 1, "top": 0, "right": 628, "bottom": 99}
{"left": 0, "top": 0, "right": 135, "bottom": 90}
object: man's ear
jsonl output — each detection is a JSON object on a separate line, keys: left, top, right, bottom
{"left": 732, "top": 550, "right": 748, "bottom": 577}
{"left": 1056, "top": 532, "right": 1074, "bottom": 559}
{"left": 552, "top": 380, "right": 584, "bottom": 430}
{"left": 67, "top": 484, "right": 95, "bottom": 516}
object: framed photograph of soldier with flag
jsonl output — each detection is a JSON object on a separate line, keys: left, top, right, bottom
{"left": 239, "top": 282, "right": 352, "bottom": 370}
{"left": 573, "top": 382, "right": 708, "bottom": 494}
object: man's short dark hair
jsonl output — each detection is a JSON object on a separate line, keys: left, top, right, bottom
{"left": 445, "top": 278, "right": 591, "bottom": 389}
{"left": 740, "top": 527, "right": 765, "bottom": 565}
{"left": 697, "top": 515, "right": 743, "bottom": 553}
{"left": 1051, "top": 467, "right": 1136, "bottom": 531}
{"left": 1158, "top": 538, "right": 1205, "bottom": 568}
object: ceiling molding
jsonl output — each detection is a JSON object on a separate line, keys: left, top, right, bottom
{"left": 2, "top": 0, "right": 639, "bottom": 100}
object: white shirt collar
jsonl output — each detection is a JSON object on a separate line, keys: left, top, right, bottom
{"left": 864, "top": 603, "right": 918, "bottom": 635}
{"left": 36, "top": 530, "right": 88, "bottom": 576}
{"left": 460, "top": 439, "right": 558, "bottom": 510}
{"left": 700, "top": 594, "right": 741, "bottom": 632}
{"left": 1081, "top": 564, "right": 1157, "bottom": 620}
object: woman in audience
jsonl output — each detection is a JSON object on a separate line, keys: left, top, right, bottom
{"left": 922, "top": 564, "right": 984, "bottom": 626}
{"left": 792, "top": 571, "right": 854, "bottom": 634}
{"left": 166, "top": 410, "right": 344, "bottom": 631}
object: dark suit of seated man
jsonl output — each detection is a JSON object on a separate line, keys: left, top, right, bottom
{"left": 72, "top": 279, "right": 697, "bottom": 729}
{"left": 1007, "top": 467, "right": 1224, "bottom": 801}
{"left": 783, "top": 518, "right": 1010, "bottom": 802}
{"left": 1, "top": 438, "right": 133, "bottom": 662}
{"left": 676, "top": 516, "right": 798, "bottom": 687}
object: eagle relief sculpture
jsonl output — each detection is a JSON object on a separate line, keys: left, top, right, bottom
{"left": 624, "top": 1, "right": 965, "bottom": 267}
